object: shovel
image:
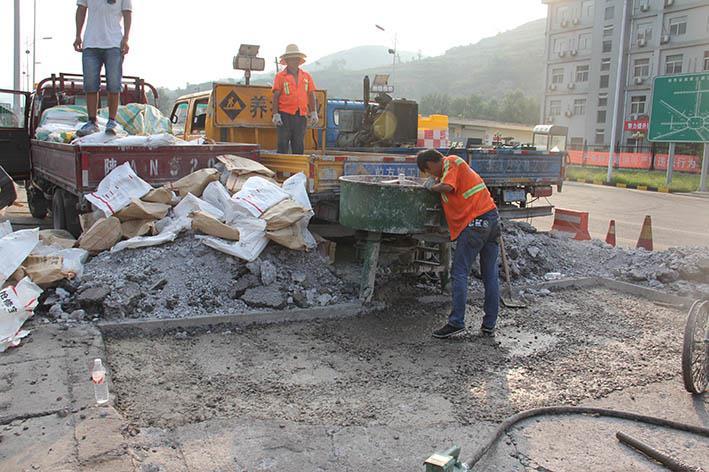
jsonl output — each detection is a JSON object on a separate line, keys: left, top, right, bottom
{"left": 498, "top": 234, "right": 527, "bottom": 308}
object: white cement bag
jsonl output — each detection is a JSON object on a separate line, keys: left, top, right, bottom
{"left": 199, "top": 218, "right": 268, "bottom": 262}
{"left": 55, "top": 248, "right": 90, "bottom": 281}
{"left": 0, "top": 228, "right": 39, "bottom": 286}
{"left": 0, "top": 221, "right": 12, "bottom": 238}
{"left": 173, "top": 193, "right": 224, "bottom": 221}
{"left": 232, "top": 176, "right": 289, "bottom": 218}
{"left": 111, "top": 216, "right": 191, "bottom": 253}
{"left": 85, "top": 162, "right": 153, "bottom": 217}
{"left": 109, "top": 135, "right": 150, "bottom": 146}
{"left": 0, "top": 277, "right": 43, "bottom": 352}
{"left": 202, "top": 181, "right": 250, "bottom": 224}
{"left": 281, "top": 173, "right": 312, "bottom": 211}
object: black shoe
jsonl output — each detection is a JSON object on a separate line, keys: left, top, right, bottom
{"left": 480, "top": 325, "right": 495, "bottom": 337}
{"left": 432, "top": 323, "right": 465, "bottom": 339}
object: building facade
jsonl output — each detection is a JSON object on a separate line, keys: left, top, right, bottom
{"left": 541, "top": 0, "right": 709, "bottom": 148}
{"left": 448, "top": 118, "right": 534, "bottom": 146}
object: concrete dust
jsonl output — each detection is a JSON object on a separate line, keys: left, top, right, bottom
{"left": 106, "top": 287, "right": 685, "bottom": 431}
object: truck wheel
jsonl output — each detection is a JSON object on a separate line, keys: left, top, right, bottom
{"left": 61, "top": 191, "right": 83, "bottom": 238}
{"left": 26, "top": 185, "right": 50, "bottom": 219}
{"left": 52, "top": 190, "right": 66, "bottom": 231}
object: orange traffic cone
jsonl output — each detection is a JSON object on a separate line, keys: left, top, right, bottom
{"left": 636, "top": 215, "right": 653, "bottom": 251}
{"left": 605, "top": 219, "right": 616, "bottom": 247}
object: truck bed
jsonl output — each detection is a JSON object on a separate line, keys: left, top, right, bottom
{"left": 31, "top": 140, "right": 259, "bottom": 194}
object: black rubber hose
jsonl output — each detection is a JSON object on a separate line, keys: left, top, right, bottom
{"left": 463, "top": 406, "right": 709, "bottom": 469}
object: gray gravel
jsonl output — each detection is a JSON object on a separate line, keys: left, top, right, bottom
{"left": 49, "top": 234, "right": 357, "bottom": 320}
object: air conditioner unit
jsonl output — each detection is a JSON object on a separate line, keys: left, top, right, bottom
{"left": 549, "top": 84, "right": 558, "bottom": 91}
{"left": 634, "top": 77, "right": 645, "bottom": 85}
{"left": 664, "top": 0, "right": 674, "bottom": 7}
{"left": 561, "top": 19, "right": 569, "bottom": 27}
{"left": 568, "top": 82, "right": 576, "bottom": 89}
{"left": 638, "top": 37, "right": 647, "bottom": 47}
{"left": 640, "top": 3, "right": 650, "bottom": 12}
{"left": 570, "top": 49, "right": 578, "bottom": 56}
{"left": 558, "top": 50, "right": 566, "bottom": 57}
{"left": 565, "top": 110, "right": 574, "bottom": 117}
{"left": 572, "top": 18, "right": 580, "bottom": 25}
{"left": 660, "top": 34, "right": 671, "bottom": 44}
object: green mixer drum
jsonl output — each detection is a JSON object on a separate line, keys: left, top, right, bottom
{"left": 338, "top": 175, "right": 440, "bottom": 234}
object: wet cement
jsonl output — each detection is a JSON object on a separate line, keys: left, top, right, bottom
{"left": 106, "top": 287, "right": 686, "bottom": 432}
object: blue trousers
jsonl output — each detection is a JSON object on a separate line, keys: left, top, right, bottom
{"left": 448, "top": 210, "right": 500, "bottom": 329}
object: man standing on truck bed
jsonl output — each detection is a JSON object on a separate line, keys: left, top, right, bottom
{"left": 418, "top": 149, "right": 501, "bottom": 339}
{"left": 272, "top": 44, "right": 318, "bottom": 154}
{"left": 74, "top": 0, "right": 132, "bottom": 137}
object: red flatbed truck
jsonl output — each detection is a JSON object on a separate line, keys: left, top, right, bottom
{"left": 0, "top": 74, "right": 258, "bottom": 236}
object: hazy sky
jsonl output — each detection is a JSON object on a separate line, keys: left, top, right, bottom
{"left": 1, "top": 0, "right": 546, "bottom": 90}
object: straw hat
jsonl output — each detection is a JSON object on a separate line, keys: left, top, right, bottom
{"left": 279, "top": 44, "right": 307, "bottom": 65}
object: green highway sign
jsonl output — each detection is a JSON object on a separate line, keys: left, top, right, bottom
{"left": 648, "top": 73, "right": 709, "bottom": 143}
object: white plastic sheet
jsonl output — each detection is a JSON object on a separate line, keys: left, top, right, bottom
{"left": 173, "top": 193, "right": 224, "bottom": 221}
{"left": 0, "top": 228, "right": 39, "bottom": 286}
{"left": 85, "top": 162, "right": 153, "bottom": 217}
{"left": 281, "top": 173, "right": 312, "bottom": 211}
{"left": 232, "top": 176, "right": 289, "bottom": 218}
{"left": 111, "top": 216, "right": 191, "bottom": 253}
{"left": 0, "top": 277, "right": 43, "bottom": 352}
{"left": 199, "top": 218, "right": 268, "bottom": 262}
{"left": 0, "top": 221, "right": 12, "bottom": 238}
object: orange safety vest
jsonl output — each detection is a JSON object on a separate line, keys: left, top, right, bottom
{"left": 439, "top": 155, "right": 497, "bottom": 240}
{"left": 273, "top": 68, "right": 315, "bottom": 116}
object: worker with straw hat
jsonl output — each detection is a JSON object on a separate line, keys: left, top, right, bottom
{"left": 272, "top": 44, "right": 319, "bottom": 154}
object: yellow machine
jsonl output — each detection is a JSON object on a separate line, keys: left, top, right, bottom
{"left": 170, "top": 83, "right": 327, "bottom": 152}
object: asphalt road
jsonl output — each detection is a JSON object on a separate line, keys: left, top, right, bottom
{"left": 532, "top": 182, "right": 709, "bottom": 250}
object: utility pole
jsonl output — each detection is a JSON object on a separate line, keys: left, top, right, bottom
{"left": 13, "top": 0, "right": 21, "bottom": 109}
{"left": 32, "top": 0, "right": 37, "bottom": 90}
{"left": 607, "top": 0, "right": 630, "bottom": 183}
{"left": 700, "top": 144, "right": 708, "bottom": 192}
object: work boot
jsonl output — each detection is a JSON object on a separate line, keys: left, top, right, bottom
{"left": 479, "top": 325, "right": 495, "bottom": 337}
{"left": 76, "top": 119, "right": 99, "bottom": 137}
{"left": 432, "top": 323, "right": 465, "bottom": 339}
{"left": 105, "top": 119, "right": 119, "bottom": 135}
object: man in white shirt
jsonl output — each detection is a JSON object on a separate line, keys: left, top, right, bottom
{"left": 74, "top": 0, "right": 132, "bottom": 136}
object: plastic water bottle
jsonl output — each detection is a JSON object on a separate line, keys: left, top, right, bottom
{"left": 91, "top": 358, "right": 109, "bottom": 405}
{"left": 398, "top": 172, "right": 406, "bottom": 185}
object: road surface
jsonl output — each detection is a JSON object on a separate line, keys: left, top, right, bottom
{"left": 533, "top": 182, "right": 709, "bottom": 250}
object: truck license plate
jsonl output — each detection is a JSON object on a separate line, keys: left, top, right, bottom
{"left": 503, "top": 189, "right": 526, "bottom": 203}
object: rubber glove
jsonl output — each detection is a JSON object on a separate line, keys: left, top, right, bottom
{"left": 423, "top": 177, "right": 437, "bottom": 190}
{"left": 272, "top": 113, "right": 283, "bottom": 127}
{"left": 308, "top": 111, "right": 319, "bottom": 128}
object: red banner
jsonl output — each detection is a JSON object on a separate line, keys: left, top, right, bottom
{"left": 567, "top": 150, "right": 702, "bottom": 174}
{"left": 624, "top": 119, "right": 649, "bottom": 132}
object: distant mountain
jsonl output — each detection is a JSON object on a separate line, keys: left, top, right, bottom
{"left": 305, "top": 45, "right": 420, "bottom": 72}
{"left": 311, "top": 18, "right": 546, "bottom": 101}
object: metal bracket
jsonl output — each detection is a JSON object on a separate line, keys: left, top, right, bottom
{"left": 424, "top": 446, "right": 468, "bottom": 472}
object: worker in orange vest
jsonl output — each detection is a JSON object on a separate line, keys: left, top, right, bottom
{"left": 271, "top": 44, "right": 319, "bottom": 154}
{"left": 418, "top": 149, "right": 500, "bottom": 339}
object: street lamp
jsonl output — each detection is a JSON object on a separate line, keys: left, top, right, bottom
{"left": 375, "top": 24, "right": 397, "bottom": 90}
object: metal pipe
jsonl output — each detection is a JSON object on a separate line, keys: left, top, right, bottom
{"left": 666, "top": 142, "right": 675, "bottom": 186}
{"left": 607, "top": 0, "right": 631, "bottom": 183}
{"left": 616, "top": 431, "right": 705, "bottom": 472}
{"left": 700, "top": 144, "right": 708, "bottom": 192}
{"left": 13, "top": 0, "right": 21, "bottom": 110}
{"left": 33, "top": 0, "right": 37, "bottom": 89}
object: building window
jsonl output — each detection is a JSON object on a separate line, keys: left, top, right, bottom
{"left": 579, "top": 33, "right": 592, "bottom": 51}
{"left": 597, "top": 110, "right": 607, "bottom": 123}
{"left": 574, "top": 99, "right": 586, "bottom": 115}
{"left": 603, "top": 40, "right": 612, "bottom": 53}
{"left": 669, "top": 17, "right": 688, "bottom": 36}
{"left": 605, "top": 6, "right": 615, "bottom": 20}
{"left": 637, "top": 22, "right": 653, "bottom": 41}
{"left": 603, "top": 26, "right": 614, "bottom": 37}
{"left": 600, "top": 74, "right": 610, "bottom": 88}
{"left": 552, "top": 68, "right": 564, "bottom": 84}
{"left": 553, "top": 38, "right": 567, "bottom": 54}
{"left": 634, "top": 58, "right": 650, "bottom": 77}
{"left": 557, "top": 5, "right": 569, "bottom": 24}
{"left": 550, "top": 100, "right": 562, "bottom": 116}
{"left": 575, "top": 65, "right": 590, "bottom": 82}
{"left": 583, "top": 0, "right": 594, "bottom": 19}
{"left": 601, "top": 57, "right": 611, "bottom": 71}
{"left": 630, "top": 96, "right": 647, "bottom": 115}
{"left": 665, "top": 54, "right": 683, "bottom": 74}
{"left": 595, "top": 129, "right": 605, "bottom": 145}
{"left": 704, "top": 51, "right": 709, "bottom": 71}
{"left": 598, "top": 93, "right": 608, "bottom": 107}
